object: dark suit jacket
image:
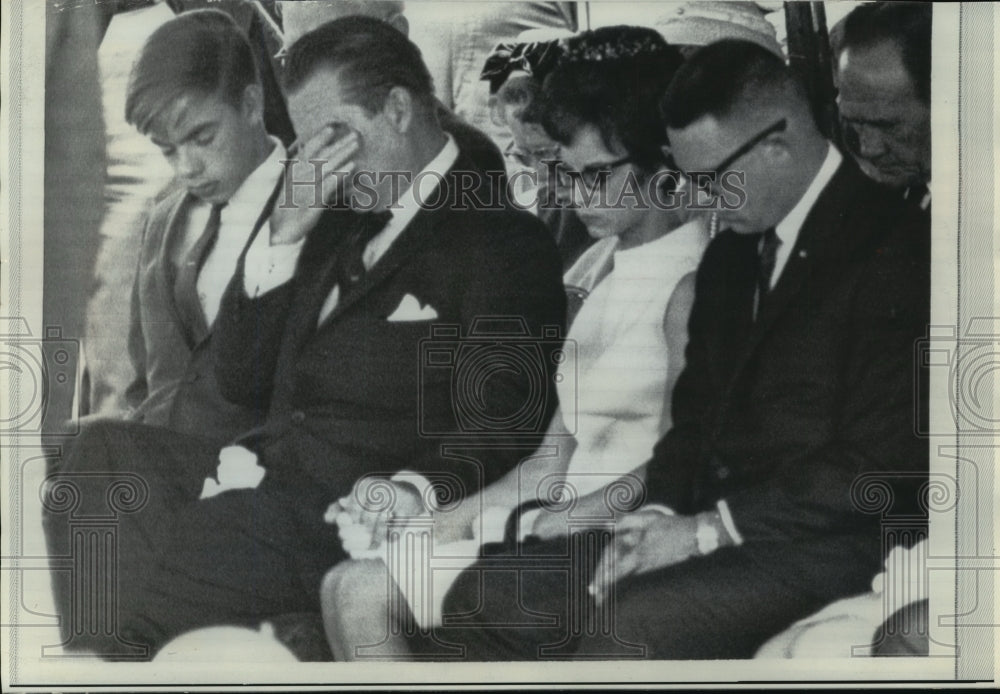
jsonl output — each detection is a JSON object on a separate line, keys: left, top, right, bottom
{"left": 126, "top": 191, "right": 266, "bottom": 447}
{"left": 214, "top": 153, "right": 567, "bottom": 506}
{"left": 437, "top": 102, "right": 508, "bottom": 205}
{"left": 644, "top": 159, "right": 929, "bottom": 567}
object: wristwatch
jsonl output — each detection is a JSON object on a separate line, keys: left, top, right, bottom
{"left": 695, "top": 513, "right": 720, "bottom": 556}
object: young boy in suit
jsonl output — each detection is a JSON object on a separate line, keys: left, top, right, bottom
{"left": 43, "top": 10, "right": 293, "bottom": 654}
{"left": 123, "top": 8, "right": 287, "bottom": 445}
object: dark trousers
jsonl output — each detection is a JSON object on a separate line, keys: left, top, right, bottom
{"left": 433, "top": 530, "right": 881, "bottom": 660}
{"left": 42, "top": 419, "right": 345, "bottom": 659}
{"left": 120, "top": 475, "right": 346, "bottom": 656}
{"left": 42, "top": 419, "right": 219, "bottom": 656}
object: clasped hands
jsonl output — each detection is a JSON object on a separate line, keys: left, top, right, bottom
{"left": 323, "top": 476, "right": 428, "bottom": 559}
{"left": 586, "top": 509, "right": 700, "bottom": 606}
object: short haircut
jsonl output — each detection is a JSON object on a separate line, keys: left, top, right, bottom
{"left": 660, "top": 39, "right": 795, "bottom": 130}
{"left": 283, "top": 15, "right": 434, "bottom": 114}
{"left": 125, "top": 9, "right": 259, "bottom": 133}
{"left": 526, "top": 26, "right": 684, "bottom": 172}
{"left": 836, "top": 2, "right": 931, "bottom": 104}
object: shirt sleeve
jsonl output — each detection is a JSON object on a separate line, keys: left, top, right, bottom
{"left": 242, "top": 219, "right": 306, "bottom": 297}
{"left": 644, "top": 501, "right": 743, "bottom": 546}
{"left": 715, "top": 499, "right": 744, "bottom": 545}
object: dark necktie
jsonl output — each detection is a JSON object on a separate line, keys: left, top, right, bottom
{"left": 755, "top": 227, "right": 780, "bottom": 319}
{"left": 333, "top": 209, "right": 394, "bottom": 294}
{"left": 174, "top": 202, "right": 226, "bottom": 336}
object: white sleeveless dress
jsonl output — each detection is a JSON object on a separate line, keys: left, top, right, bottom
{"left": 555, "top": 218, "right": 709, "bottom": 498}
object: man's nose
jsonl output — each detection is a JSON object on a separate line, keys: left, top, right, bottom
{"left": 855, "top": 125, "right": 889, "bottom": 159}
{"left": 175, "top": 147, "right": 205, "bottom": 179}
{"left": 554, "top": 172, "right": 574, "bottom": 206}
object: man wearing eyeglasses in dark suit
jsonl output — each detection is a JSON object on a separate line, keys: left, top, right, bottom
{"left": 438, "top": 39, "right": 929, "bottom": 660}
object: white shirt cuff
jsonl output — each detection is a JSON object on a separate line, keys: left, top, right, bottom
{"left": 242, "top": 220, "right": 305, "bottom": 297}
{"left": 716, "top": 499, "right": 744, "bottom": 546}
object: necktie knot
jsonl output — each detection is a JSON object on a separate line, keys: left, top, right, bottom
{"left": 335, "top": 209, "right": 394, "bottom": 290}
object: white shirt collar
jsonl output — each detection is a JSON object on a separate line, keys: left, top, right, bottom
{"left": 903, "top": 182, "right": 932, "bottom": 211}
{"left": 222, "top": 135, "right": 286, "bottom": 224}
{"left": 363, "top": 133, "right": 460, "bottom": 269}
{"left": 387, "top": 132, "right": 460, "bottom": 226}
{"left": 774, "top": 142, "right": 842, "bottom": 247}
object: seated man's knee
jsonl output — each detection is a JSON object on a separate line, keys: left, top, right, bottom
{"left": 57, "top": 418, "right": 119, "bottom": 466}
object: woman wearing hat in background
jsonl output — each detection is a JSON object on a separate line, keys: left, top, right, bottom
{"left": 480, "top": 29, "right": 594, "bottom": 270}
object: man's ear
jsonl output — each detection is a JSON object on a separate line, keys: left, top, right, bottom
{"left": 386, "top": 12, "right": 409, "bottom": 36}
{"left": 382, "top": 86, "right": 414, "bottom": 134}
{"left": 241, "top": 83, "right": 265, "bottom": 124}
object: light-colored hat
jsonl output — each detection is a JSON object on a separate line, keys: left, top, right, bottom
{"left": 590, "top": 1, "right": 783, "bottom": 58}
{"left": 651, "top": 2, "right": 783, "bottom": 56}
{"left": 515, "top": 27, "right": 576, "bottom": 43}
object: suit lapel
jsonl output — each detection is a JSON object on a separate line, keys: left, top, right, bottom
{"left": 317, "top": 206, "right": 444, "bottom": 329}
{"left": 313, "top": 155, "right": 477, "bottom": 330}
{"left": 156, "top": 193, "right": 200, "bottom": 344}
{"left": 724, "top": 162, "right": 858, "bottom": 386}
{"left": 183, "top": 247, "right": 213, "bottom": 346}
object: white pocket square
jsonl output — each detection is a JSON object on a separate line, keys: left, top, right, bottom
{"left": 387, "top": 294, "right": 438, "bottom": 322}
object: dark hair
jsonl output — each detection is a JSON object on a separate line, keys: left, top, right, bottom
{"left": 525, "top": 26, "right": 684, "bottom": 172}
{"left": 837, "top": 2, "right": 931, "bottom": 104}
{"left": 283, "top": 15, "right": 434, "bottom": 114}
{"left": 660, "top": 39, "right": 793, "bottom": 130}
{"left": 125, "top": 9, "right": 259, "bottom": 133}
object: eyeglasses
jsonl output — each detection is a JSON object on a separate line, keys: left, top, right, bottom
{"left": 564, "top": 155, "right": 634, "bottom": 187}
{"left": 664, "top": 118, "right": 787, "bottom": 191}
{"left": 504, "top": 141, "right": 562, "bottom": 169}
{"left": 708, "top": 118, "right": 787, "bottom": 174}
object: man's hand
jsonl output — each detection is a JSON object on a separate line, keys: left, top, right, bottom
{"left": 323, "top": 477, "right": 426, "bottom": 557}
{"left": 270, "top": 124, "right": 359, "bottom": 246}
{"left": 588, "top": 509, "right": 698, "bottom": 605}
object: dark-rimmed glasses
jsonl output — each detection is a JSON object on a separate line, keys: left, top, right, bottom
{"left": 664, "top": 118, "right": 788, "bottom": 190}
{"left": 564, "top": 154, "right": 634, "bottom": 187}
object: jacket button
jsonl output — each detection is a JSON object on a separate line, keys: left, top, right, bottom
{"left": 715, "top": 465, "right": 731, "bottom": 480}
{"left": 291, "top": 410, "right": 306, "bottom": 423}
